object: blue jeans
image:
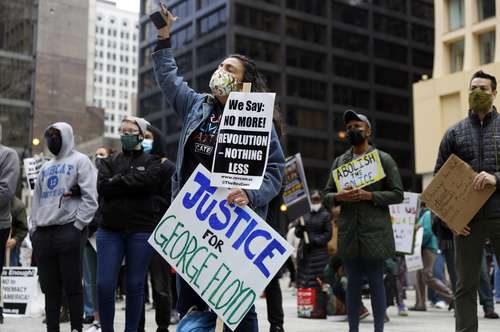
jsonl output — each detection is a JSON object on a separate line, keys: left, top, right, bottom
{"left": 344, "top": 258, "right": 386, "bottom": 332}
{"left": 494, "top": 256, "right": 500, "bottom": 302}
{"left": 176, "top": 275, "right": 259, "bottom": 332}
{"left": 83, "top": 243, "right": 97, "bottom": 317}
{"left": 96, "top": 229, "right": 153, "bottom": 332}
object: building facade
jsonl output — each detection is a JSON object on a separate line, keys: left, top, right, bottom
{"left": 414, "top": 0, "right": 498, "bottom": 188}
{"left": 139, "top": 0, "right": 434, "bottom": 190}
{"left": 92, "top": 0, "right": 139, "bottom": 138}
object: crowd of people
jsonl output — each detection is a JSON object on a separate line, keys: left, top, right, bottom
{"left": 0, "top": 4, "right": 500, "bottom": 332}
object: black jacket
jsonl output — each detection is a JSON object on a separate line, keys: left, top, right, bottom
{"left": 295, "top": 207, "right": 332, "bottom": 288}
{"left": 97, "top": 149, "right": 162, "bottom": 233}
{"left": 435, "top": 109, "right": 500, "bottom": 220}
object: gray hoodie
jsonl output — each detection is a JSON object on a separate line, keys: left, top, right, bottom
{"left": 30, "top": 122, "right": 98, "bottom": 232}
{"left": 0, "top": 144, "right": 20, "bottom": 230}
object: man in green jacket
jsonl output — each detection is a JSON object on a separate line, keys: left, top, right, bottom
{"left": 323, "top": 110, "right": 404, "bottom": 332}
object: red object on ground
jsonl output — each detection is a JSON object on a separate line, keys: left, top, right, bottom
{"left": 297, "top": 287, "right": 326, "bottom": 319}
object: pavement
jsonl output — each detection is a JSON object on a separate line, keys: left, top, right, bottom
{"left": 2, "top": 278, "right": 499, "bottom": 332}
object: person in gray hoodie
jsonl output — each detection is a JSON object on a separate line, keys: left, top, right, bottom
{"left": 31, "top": 122, "right": 98, "bottom": 332}
{"left": 0, "top": 124, "right": 20, "bottom": 324}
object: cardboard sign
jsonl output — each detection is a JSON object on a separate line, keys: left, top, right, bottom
{"left": 148, "top": 164, "right": 293, "bottom": 331}
{"left": 211, "top": 92, "right": 275, "bottom": 189}
{"left": 283, "top": 153, "right": 311, "bottom": 220}
{"left": 390, "top": 192, "right": 420, "bottom": 254}
{"left": 332, "top": 150, "right": 386, "bottom": 192}
{"left": 405, "top": 227, "right": 424, "bottom": 272}
{"left": 23, "top": 156, "right": 50, "bottom": 195}
{"left": 1, "top": 267, "right": 38, "bottom": 316}
{"left": 421, "top": 154, "right": 495, "bottom": 233}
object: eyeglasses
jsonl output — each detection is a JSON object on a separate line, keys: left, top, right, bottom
{"left": 118, "top": 128, "right": 140, "bottom": 135}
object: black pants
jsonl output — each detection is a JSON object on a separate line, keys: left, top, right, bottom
{"left": 286, "top": 257, "right": 296, "bottom": 283}
{"left": 265, "top": 275, "right": 284, "bottom": 330}
{"left": 33, "top": 223, "right": 86, "bottom": 332}
{"left": 0, "top": 227, "right": 10, "bottom": 316}
{"left": 139, "top": 251, "right": 172, "bottom": 331}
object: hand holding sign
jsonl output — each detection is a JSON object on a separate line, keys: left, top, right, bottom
{"left": 472, "top": 171, "right": 497, "bottom": 191}
{"left": 336, "top": 188, "right": 373, "bottom": 202}
{"left": 227, "top": 188, "right": 249, "bottom": 206}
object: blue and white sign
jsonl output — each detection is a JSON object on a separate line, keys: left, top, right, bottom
{"left": 148, "top": 164, "right": 293, "bottom": 330}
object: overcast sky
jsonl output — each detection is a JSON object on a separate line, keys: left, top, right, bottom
{"left": 115, "top": 0, "right": 140, "bottom": 13}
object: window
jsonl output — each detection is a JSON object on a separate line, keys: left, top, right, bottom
{"left": 478, "top": 0, "right": 495, "bottom": 21}
{"left": 449, "top": 39, "right": 464, "bottom": 72}
{"left": 287, "top": 105, "right": 327, "bottom": 129}
{"left": 196, "top": 37, "right": 225, "bottom": 66}
{"left": 449, "top": 0, "right": 464, "bottom": 30}
{"left": 236, "top": 36, "right": 280, "bottom": 64}
{"left": 286, "top": 0, "right": 326, "bottom": 17}
{"left": 376, "top": 120, "right": 410, "bottom": 142}
{"left": 286, "top": 47, "right": 326, "bottom": 72}
{"left": 332, "top": 28, "right": 369, "bottom": 53}
{"left": 197, "top": 0, "right": 219, "bottom": 9}
{"left": 261, "top": 71, "right": 281, "bottom": 93}
{"left": 373, "top": 13, "right": 407, "bottom": 38}
{"left": 170, "top": 0, "right": 195, "bottom": 17}
{"left": 375, "top": 93, "right": 409, "bottom": 115}
{"left": 286, "top": 18, "right": 326, "bottom": 44}
{"left": 412, "top": 24, "right": 434, "bottom": 46}
{"left": 379, "top": 146, "right": 412, "bottom": 169}
{"left": 331, "top": 1, "right": 369, "bottom": 28}
{"left": 375, "top": 66, "right": 408, "bottom": 89}
{"left": 413, "top": 49, "right": 434, "bottom": 68}
{"left": 332, "top": 56, "right": 370, "bottom": 81}
{"left": 235, "top": 5, "right": 279, "bottom": 33}
{"left": 411, "top": 0, "right": 434, "bottom": 20}
{"left": 479, "top": 31, "right": 495, "bottom": 65}
{"left": 332, "top": 84, "right": 370, "bottom": 109}
{"left": 198, "top": 7, "right": 227, "bottom": 36}
{"left": 287, "top": 137, "right": 328, "bottom": 160}
{"left": 373, "top": 0, "right": 406, "bottom": 13}
{"left": 287, "top": 76, "right": 327, "bottom": 101}
{"left": 374, "top": 39, "right": 407, "bottom": 63}
{"left": 171, "top": 24, "right": 194, "bottom": 49}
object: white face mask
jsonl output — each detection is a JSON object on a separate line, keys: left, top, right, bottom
{"left": 311, "top": 203, "right": 322, "bottom": 212}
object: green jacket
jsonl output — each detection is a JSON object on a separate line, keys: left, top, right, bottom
{"left": 323, "top": 147, "right": 404, "bottom": 260}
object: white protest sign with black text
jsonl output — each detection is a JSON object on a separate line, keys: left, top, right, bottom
{"left": 148, "top": 164, "right": 293, "bottom": 331}
{"left": 390, "top": 192, "right": 420, "bottom": 254}
{"left": 283, "top": 154, "right": 311, "bottom": 220}
{"left": 23, "top": 156, "right": 50, "bottom": 195}
{"left": 211, "top": 92, "right": 275, "bottom": 189}
{"left": 332, "top": 150, "right": 386, "bottom": 192}
{"left": 405, "top": 227, "right": 424, "bottom": 272}
{"left": 1, "top": 267, "right": 38, "bottom": 316}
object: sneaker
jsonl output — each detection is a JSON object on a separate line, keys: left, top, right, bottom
{"left": 85, "top": 322, "right": 101, "bottom": 332}
{"left": 170, "top": 309, "right": 180, "bottom": 325}
{"left": 434, "top": 301, "right": 447, "bottom": 309}
{"left": 484, "top": 309, "right": 500, "bottom": 319}
{"left": 398, "top": 304, "right": 409, "bottom": 317}
{"left": 359, "top": 306, "right": 370, "bottom": 320}
{"left": 83, "top": 316, "right": 95, "bottom": 324}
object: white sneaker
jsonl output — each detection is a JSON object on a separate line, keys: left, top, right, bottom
{"left": 435, "top": 301, "right": 447, "bottom": 309}
{"left": 85, "top": 323, "right": 101, "bottom": 332}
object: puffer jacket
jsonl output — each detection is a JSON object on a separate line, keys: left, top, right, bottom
{"left": 435, "top": 108, "right": 500, "bottom": 220}
{"left": 295, "top": 207, "right": 332, "bottom": 288}
{"left": 323, "top": 146, "right": 404, "bottom": 260}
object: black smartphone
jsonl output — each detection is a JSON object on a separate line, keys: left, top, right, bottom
{"left": 149, "top": 11, "right": 167, "bottom": 29}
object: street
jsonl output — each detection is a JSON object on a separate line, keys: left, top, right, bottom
{"left": 2, "top": 278, "right": 498, "bottom": 332}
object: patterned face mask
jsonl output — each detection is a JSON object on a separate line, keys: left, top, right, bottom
{"left": 209, "top": 68, "right": 242, "bottom": 96}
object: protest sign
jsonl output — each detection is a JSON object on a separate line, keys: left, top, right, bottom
{"left": 283, "top": 153, "right": 311, "bottom": 220}
{"left": 405, "top": 227, "right": 424, "bottom": 272}
{"left": 1, "top": 267, "right": 38, "bottom": 316}
{"left": 149, "top": 164, "right": 293, "bottom": 330}
{"left": 421, "top": 154, "right": 495, "bottom": 233}
{"left": 332, "top": 150, "right": 386, "bottom": 192}
{"left": 390, "top": 192, "right": 420, "bottom": 254}
{"left": 23, "top": 155, "right": 50, "bottom": 195}
{"left": 211, "top": 92, "right": 275, "bottom": 189}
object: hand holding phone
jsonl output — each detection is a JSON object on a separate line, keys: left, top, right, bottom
{"left": 151, "top": 2, "right": 178, "bottom": 39}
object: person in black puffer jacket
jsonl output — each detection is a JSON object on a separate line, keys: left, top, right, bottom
{"left": 295, "top": 191, "right": 332, "bottom": 288}
{"left": 96, "top": 116, "right": 162, "bottom": 332}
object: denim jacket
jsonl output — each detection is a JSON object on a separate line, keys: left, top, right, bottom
{"left": 152, "top": 48, "right": 285, "bottom": 219}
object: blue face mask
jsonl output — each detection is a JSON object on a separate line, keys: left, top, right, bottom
{"left": 142, "top": 138, "right": 153, "bottom": 153}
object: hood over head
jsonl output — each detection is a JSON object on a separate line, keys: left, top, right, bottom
{"left": 44, "top": 122, "right": 74, "bottom": 158}
{"left": 148, "top": 125, "right": 169, "bottom": 158}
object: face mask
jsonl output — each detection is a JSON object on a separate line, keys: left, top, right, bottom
{"left": 311, "top": 203, "right": 322, "bottom": 212}
{"left": 142, "top": 139, "right": 153, "bottom": 153}
{"left": 209, "top": 68, "right": 241, "bottom": 96}
{"left": 121, "top": 134, "right": 141, "bottom": 151}
{"left": 469, "top": 88, "right": 494, "bottom": 114}
{"left": 347, "top": 128, "right": 366, "bottom": 147}
{"left": 46, "top": 134, "right": 62, "bottom": 156}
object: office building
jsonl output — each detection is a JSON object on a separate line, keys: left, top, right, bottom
{"left": 414, "top": 0, "right": 497, "bottom": 188}
{"left": 139, "top": 0, "right": 434, "bottom": 190}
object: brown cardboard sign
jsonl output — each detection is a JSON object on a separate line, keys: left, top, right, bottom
{"left": 421, "top": 154, "right": 495, "bottom": 232}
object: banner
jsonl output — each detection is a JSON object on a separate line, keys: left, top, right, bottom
{"left": 283, "top": 154, "right": 311, "bottom": 220}
{"left": 1, "top": 267, "right": 38, "bottom": 316}
{"left": 149, "top": 164, "right": 293, "bottom": 330}
{"left": 23, "top": 155, "right": 50, "bottom": 195}
{"left": 211, "top": 92, "right": 275, "bottom": 189}
{"left": 390, "top": 192, "right": 420, "bottom": 254}
{"left": 405, "top": 227, "right": 424, "bottom": 272}
{"left": 332, "top": 150, "right": 386, "bottom": 192}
